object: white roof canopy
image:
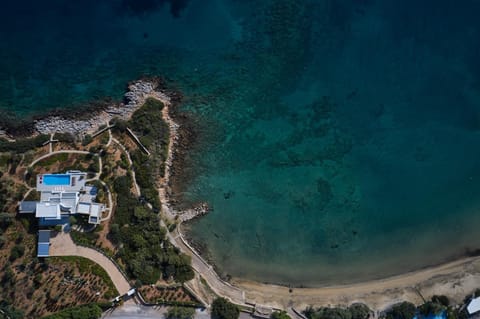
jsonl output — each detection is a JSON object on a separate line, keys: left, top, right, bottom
{"left": 35, "top": 203, "right": 61, "bottom": 219}
{"left": 468, "top": 297, "right": 480, "bottom": 314}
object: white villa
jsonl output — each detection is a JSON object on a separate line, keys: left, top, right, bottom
{"left": 19, "top": 171, "right": 105, "bottom": 225}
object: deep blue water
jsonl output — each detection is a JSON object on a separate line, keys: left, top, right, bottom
{"left": 2, "top": 0, "right": 480, "bottom": 285}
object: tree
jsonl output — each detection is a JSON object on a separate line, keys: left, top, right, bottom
{"left": 111, "top": 118, "right": 127, "bottom": 133}
{"left": 211, "top": 298, "right": 240, "bottom": 319}
{"left": 109, "top": 223, "right": 120, "bottom": 244}
{"left": 69, "top": 215, "right": 78, "bottom": 225}
{"left": 166, "top": 306, "right": 195, "bottom": 319}
{"left": 418, "top": 301, "right": 444, "bottom": 316}
{"left": 0, "top": 213, "right": 13, "bottom": 229}
{"left": 271, "top": 311, "right": 291, "bottom": 319}
{"left": 9, "top": 244, "right": 25, "bottom": 261}
{"left": 41, "top": 303, "right": 102, "bottom": 319}
{"left": 2, "top": 268, "right": 15, "bottom": 285}
{"left": 431, "top": 295, "right": 449, "bottom": 307}
{"left": 174, "top": 264, "right": 195, "bottom": 283}
{"left": 0, "top": 300, "right": 24, "bottom": 319}
{"left": 309, "top": 308, "right": 352, "bottom": 319}
{"left": 385, "top": 302, "right": 416, "bottom": 319}
{"left": 349, "top": 303, "right": 371, "bottom": 319}
{"left": 82, "top": 134, "right": 93, "bottom": 146}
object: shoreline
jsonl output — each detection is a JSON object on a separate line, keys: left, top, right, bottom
{"left": 0, "top": 77, "right": 166, "bottom": 139}
{"left": 4, "top": 78, "right": 480, "bottom": 311}
{"left": 154, "top": 82, "right": 480, "bottom": 311}
{"left": 234, "top": 255, "right": 480, "bottom": 310}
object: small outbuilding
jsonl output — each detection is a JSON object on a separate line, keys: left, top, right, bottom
{"left": 37, "top": 230, "right": 51, "bottom": 257}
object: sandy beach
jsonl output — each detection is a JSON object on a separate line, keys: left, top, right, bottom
{"left": 231, "top": 256, "right": 480, "bottom": 310}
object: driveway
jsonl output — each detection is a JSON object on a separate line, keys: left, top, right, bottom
{"left": 50, "top": 232, "right": 131, "bottom": 295}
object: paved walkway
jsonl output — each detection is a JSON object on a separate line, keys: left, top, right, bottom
{"left": 50, "top": 232, "right": 131, "bottom": 295}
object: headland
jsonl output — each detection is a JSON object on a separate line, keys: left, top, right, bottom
{"left": 2, "top": 78, "right": 480, "bottom": 317}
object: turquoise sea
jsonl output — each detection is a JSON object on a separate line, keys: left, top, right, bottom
{"left": 2, "top": 0, "right": 480, "bottom": 285}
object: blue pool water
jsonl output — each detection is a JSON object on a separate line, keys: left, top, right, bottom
{"left": 42, "top": 174, "right": 71, "bottom": 186}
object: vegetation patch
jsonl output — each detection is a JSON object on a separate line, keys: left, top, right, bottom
{"left": 51, "top": 256, "right": 118, "bottom": 299}
{"left": 166, "top": 306, "right": 196, "bottom": 319}
{"left": 304, "top": 303, "right": 371, "bottom": 319}
{"left": 41, "top": 303, "right": 104, "bottom": 319}
{"left": 138, "top": 285, "right": 199, "bottom": 305}
{"left": 126, "top": 97, "right": 170, "bottom": 210}
{"left": 0, "top": 221, "right": 116, "bottom": 318}
{"left": 211, "top": 297, "right": 240, "bottom": 319}
{"left": 110, "top": 174, "right": 194, "bottom": 285}
{"left": 0, "top": 135, "right": 49, "bottom": 153}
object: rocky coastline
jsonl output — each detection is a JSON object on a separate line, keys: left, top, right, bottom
{"left": 0, "top": 78, "right": 165, "bottom": 139}
{"left": 153, "top": 80, "right": 211, "bottom": 223}
{"left": 34, "top": 80, "right": 160, "bottom": 137}
{"left": 0, "top": 75, "right": 210, "bottom": 223}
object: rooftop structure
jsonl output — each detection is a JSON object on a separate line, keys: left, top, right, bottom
{"left": 19, "top": 171, "right": 104, "bottom": 225}
{"left": 37, "top": 230, "right": 51, "bottom": 257}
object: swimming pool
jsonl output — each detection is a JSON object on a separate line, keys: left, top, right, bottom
{"left": 42, "top": 174, "right": 71, "bottom": 186}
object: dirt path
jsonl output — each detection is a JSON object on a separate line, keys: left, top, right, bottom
{"left": 112, "top": 137, "right": 141, "bottom": 196}
{"left": 50, "top": 232, "right": 131, "bottom": 295}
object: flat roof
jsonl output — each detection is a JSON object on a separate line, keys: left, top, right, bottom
{"left": 37, "top": 230, "right": 51, "bottom": 257}
{"left": 35, "top": 203, "right": 60, "bottom": 219}
{"left": 37, "top": 243, "right": 50, "bottom": 257}
{"left": 90, "top": 203, "right": 102, "bottom": 217}
{"left": 77, "top": 202, "right": 91, "bottom": 214}
{"left": 19, "top": 201, "right": 37, "bottom": 213}
{"left": 38, "top": 230, "right": 51, "bottom": 243}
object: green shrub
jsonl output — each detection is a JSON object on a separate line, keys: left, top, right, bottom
{"left": 55, "top": 133, "right": 76, "bottom": 144}
{"left": 384, "top": 302, "right": 416, "bottom": 319}
{"left": 211, "top": 298, "right": 239, "bottom": 319}
{"left": 271, "top": 311, "right": 291, "bottom": 319}
{"left": 418, "top": 301, "right": 445, "bottom": 316}
{"left": 305, "top": 307, "right": 352, "bottom": 319}
{"left": 9, "top": 244, "right": 25, "bottom": 261}
{"left": 431, "top": 295, "right": 449, "bottom": 307}
{"left": 0, "top": 300, "right": 24, "bottom": 319}
{"left": 82, "top": 134, "right": 93, "bottom": 146}
{"left": 166, "top": 306, "right": 196, "bottom": 319}
{"left": 41, "top": 303, "right": 103, "bottom": 319}
{"left": 349, "top": 303, "right": 371, "bottom": 319}
{"left": 70, "top": 230, "right": 99, "bottom": 246}
{"left": 0, "top": 135, "right": 49, "bottom": 153}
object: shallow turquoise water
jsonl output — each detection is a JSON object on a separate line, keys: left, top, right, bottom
{"left": 42, "top": 174, "right": 71, "bottom": 186}
{"left": 2, "top": 0, "right": 480, "bottom": 285}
